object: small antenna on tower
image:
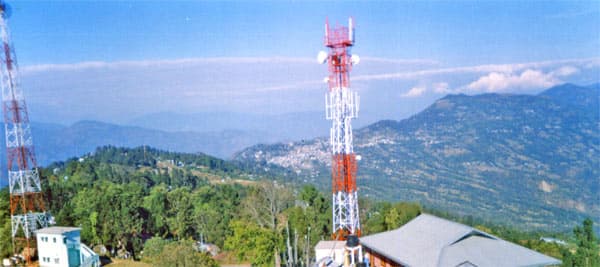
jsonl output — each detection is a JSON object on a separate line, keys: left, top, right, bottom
{"left": 325, "top": 17, "right": 329, "bottom": 45}
{"left": 348, "top": 17, "right": 354, "bottom": 44}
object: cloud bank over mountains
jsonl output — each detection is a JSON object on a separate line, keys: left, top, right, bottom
{"left": 18, "top": 56, "right": 599, "bottom": 125}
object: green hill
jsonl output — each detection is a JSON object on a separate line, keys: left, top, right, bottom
{"left": 0, "top": 145, "right": 580, "bottom": 264}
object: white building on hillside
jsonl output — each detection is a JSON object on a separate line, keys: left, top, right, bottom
{"left": 36, "top": 227, "right": 100, "bottom": 267}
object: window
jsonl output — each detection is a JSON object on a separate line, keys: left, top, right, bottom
{"left": 54, "top": 258, "right": 59, "bottom": 264}
{"left": 53, "top": 237, "right": 56, "bottom": 243}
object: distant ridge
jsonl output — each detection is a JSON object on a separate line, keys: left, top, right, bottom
{"left": 0, "top": 120, "right": 272, "bottom": 169}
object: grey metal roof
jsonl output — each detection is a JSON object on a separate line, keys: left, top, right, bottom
{"left": 360, "top": 214, "right": 561, "bottom": 267}
{"left": 438, "top": 235, "right": 561, "bottom": 267}
{"left": 35, "top": 226, "right": 80, "bottom": 235}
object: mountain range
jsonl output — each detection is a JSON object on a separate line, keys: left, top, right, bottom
{"left": 233, "top": 83, "right": 600, "bottom": 232}
{"left": 0, "top": 121, "right": 266, "bottom": 167}
{"left": 127, "top": 110, "right": 376, "bottom": 143}
{"left": 0, "top": 83, "right": 596, "bottom": 232}
{"left": 0, "top": 120, "right": 273, "bottom": 187}
{"left": 0, "top": 109, "right": 376, "bottom": 167}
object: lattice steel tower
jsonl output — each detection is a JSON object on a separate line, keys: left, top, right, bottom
{"left": 0, "top": 1, "right": 49, "bottom": 262}
{"left": 319, "top": 17, "right": 361, "bottom": 240}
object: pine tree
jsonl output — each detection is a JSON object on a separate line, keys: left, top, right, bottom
{"left": 562, "top": 218, "right": 600, "bottom": 267}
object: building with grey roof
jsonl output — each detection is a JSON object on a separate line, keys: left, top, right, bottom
{"left": 360, "top": 214, "right": 561, "bottom": 267}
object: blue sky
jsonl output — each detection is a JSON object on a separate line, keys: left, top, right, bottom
{"left": 12, "top": 1, "right": 599, "bottom": 64}
{"left": 5, "top": 1, "right": 600, "bottom": 125}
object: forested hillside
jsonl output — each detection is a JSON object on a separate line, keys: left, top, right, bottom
{"left": 0, "top": 146, "right": 581, "bottom": 266}
{"left": 235, "top": 83, "right": 600, "bottom": 232}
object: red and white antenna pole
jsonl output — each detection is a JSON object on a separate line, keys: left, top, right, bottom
{"left": 0, "top": 1, "right": 50, "bottom": 263}
{"left": 319, "top": 17, "right": 361, "bottom": 240}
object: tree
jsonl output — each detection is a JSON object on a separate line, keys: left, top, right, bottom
{"left": 143, "top": 237, "right": 217, "bottom": 267}
{"left": 0, "top": 189, "right": 12, "bottom": 258}
{"left": 192, "top": 184, "right": 243, "bottom": 248}
{"left": 0, "top": 220, "right": 11, "bottom": 258}
{"left": 142, "top": 236, "right": 170, "bottom": 265}
{"left": 299, "top": 185, "right": 320, "bottom": 207}
{"left": 242, "top": 182, "right": 293, "bottom": 266}
{"left": 143, "top": 184, "right": 170, "bottom": 237}
{"left": 71, "top": 181, "right": 146, "bottom": 257}
{"left": 0, "top": 187, "right": 13, "bottom": 258}
{"left": 562, "top": 218, "right": 600, "bottom": 267}
{"left": 225, "top": 220, "right": 280, "bottom": 267}
{"left": 166, "top": 187, "right": 195, "bottom": 240}
{"left": 243, "top": 182, "right": 293, "bottom": 230}
{"left": 363, "top": 201, "right": 421, "bottom": 234}
{"left": 285, "top": 185, "right": 333, "bottom": 266}
{"left": 384, "top": 207, "right": 401, "bottom": 230}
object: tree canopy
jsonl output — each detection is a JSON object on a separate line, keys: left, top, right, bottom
{"left": 0, "top": 146, "right": 589, "bottom": 266}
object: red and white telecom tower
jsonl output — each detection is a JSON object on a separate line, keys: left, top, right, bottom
{"left": 0, "top": 1, "right": 49, "bottom": 262}
{"left": 319, "top": 17, "right": 361, "bottom": 240}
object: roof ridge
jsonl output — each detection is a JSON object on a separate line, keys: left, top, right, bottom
{"left": 418, "top": 213, "right": 499, "bottom": 244}
{"left": 419, "top": 213, "right": 472, "bottom": 231}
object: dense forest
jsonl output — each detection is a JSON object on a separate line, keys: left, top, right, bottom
{"left": 0, "top": 146, "right": 597, "bottom": 266}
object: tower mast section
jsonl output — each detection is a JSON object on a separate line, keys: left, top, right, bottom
{"left": 0, "top": 1, "right": 49, "bottom": 263}
{"left": 322, "top": 17, "right": 360, "bottom": 240}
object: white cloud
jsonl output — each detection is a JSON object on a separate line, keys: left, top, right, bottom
{"left": 360, "top": 57, "right": 440, "bottom": 66}
{"left": 398, "top": 82, "right": 451, "bottom": 97}
{"left": 401, "top": 86, "right": 427, "bottom": 97}
{"left": 17, "top": 56, "right": 598, "bottom": 124}
{"left": 584, "top": 60, "right": 600, "bottom": 69}
{"left": 551, "top": 66, "right": 579, "bottom": 77}
{"left": 466, "top": 69, "right": 559, "bottom": 92}
{"left": 20, "top": 57, "right": 315, "bottom": 74}
{"left": 257, "top": 80, "right": 322, "bottom": 92}
{"left": 464, "top": 64, "right": 585, "bottom": 93}
{"left": 21, "top": 57, "right": 599, "bottom": 81}
{"left": 20, "top": 56, "right": 441, "bottom": 75}
{"left": 433, "top": 82, "right": 450, "bottom": 94}
{"left": 352, "top": 57, "right": 599, "bottom": 82}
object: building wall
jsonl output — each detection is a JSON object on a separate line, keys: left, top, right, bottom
{"left": 37, "top": 233, "right": 68, "bottom": 267}
{"left": 363, "top": 246, "right": 404, "bottom": 267}
{"left": 37, "top": 231, "right": 81, "bottom": 267}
